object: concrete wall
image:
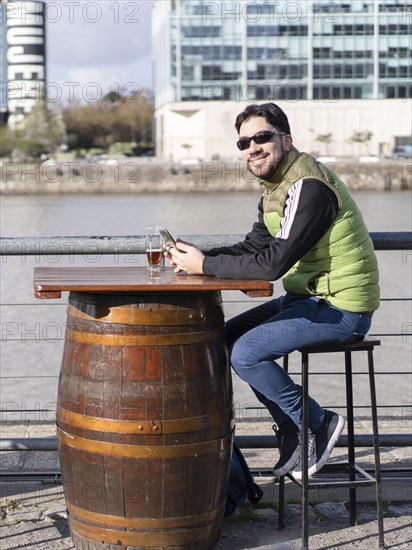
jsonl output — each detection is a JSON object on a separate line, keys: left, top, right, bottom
{"left": 155, "top": 99, "right": 412, "bottom": 161}
{"left": 1, "top": 159, "right": 410, "bottom": 194}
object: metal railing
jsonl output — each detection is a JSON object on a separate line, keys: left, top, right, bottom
{"left": 0, "top": 232, "right": 411, "bottom": 456}
{"left": 1, "top": 231, "right": 411, "bottom": 255}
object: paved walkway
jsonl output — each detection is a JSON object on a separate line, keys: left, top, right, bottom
{"left": 0, "top": 486, "right": 411, "bottom": 550}
{"left": 0, "top": 418, "right": 411, "bottom": 549}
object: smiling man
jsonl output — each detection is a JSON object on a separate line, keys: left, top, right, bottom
{"left": 167, "top": 102, "right": 380, "bottom": 479}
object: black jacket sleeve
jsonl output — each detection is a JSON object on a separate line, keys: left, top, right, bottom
{"left": 202, "top": 179, "right": 339, "bottom": 280}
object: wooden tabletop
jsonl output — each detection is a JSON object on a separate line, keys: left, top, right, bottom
{"left": 34, "top": 267, "right": 273, "bottom": 299}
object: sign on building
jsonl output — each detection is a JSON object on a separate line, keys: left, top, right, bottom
{"left": 6, "top": 0, "right": 46, "bottom": 127}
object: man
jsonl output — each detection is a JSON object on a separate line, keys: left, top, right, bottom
{"left": 166, "top": 102, "right": 379, "bottom": 479}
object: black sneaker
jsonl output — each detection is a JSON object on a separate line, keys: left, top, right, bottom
{"left": 272, "top": 420, "right": 301, "bottom": 477}
{"left": 290, "top": 431, "right": 316, "bottom": 481}
{"left": 292, "top": 410, "right": 345, "bottom": 481}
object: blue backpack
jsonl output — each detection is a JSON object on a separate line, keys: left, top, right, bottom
{"left": 225, "top": 442, "right": 264, "bottom": 516}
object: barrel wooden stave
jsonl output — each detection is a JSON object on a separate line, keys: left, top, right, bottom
{"left": 57, "top": 291, "right": 233, "bottom": 550}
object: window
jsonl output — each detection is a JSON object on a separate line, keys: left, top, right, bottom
{"left": 379, "top": 3, "right": 409, "bottom": 12}
{"left": 313, "top": 84, "right": 340, "bottom": 100}
{"left": 202, "top": 66, "right": 222, "bottom": 80}
{"left": 314, "top": 48, "right": 331, "bottom": 59}
{"left": 182, "top": 26, "right": 221, "bottom": 38}
{"left": 248, "top": 25, "right": 278, "bottom": 36}
{"left": 379, "top": 24, "right": 412, "bottom": 35}
{"left": 278, "top": 25, "right": 308, "bottom": 36}
{"left": 334, "top": 24, "right": 374, "bottom": 35}
{"left": 343, "top": 87, "right": 352, "bottom": 98}
{"left": 202, "top": 66, "right": 240, "bottom": 81}
{"left": 344, "top": 65, "right": 353, "bottom": 77}
{"left": 314, "top": 64, "right": 333, "bottom": 79}
{"left": 354, "top": 86, "right": 363, "bottom": 98}
{"left": 182, "top": 65, "right": 194, "bottom": 80}
{"left": 278, "top": 85, "right": 304, "bottom": 100}
{"left": 355, "top": 65, "right": 365, "bottom": 77}
{"left": 382, "top": 84, "right": 412, "bottom": 99}
{"left": 399, "top": 66, "right": 411, "bottom": 78}
{"left": 248, "top": 47, "right": 284, "bottom": 60}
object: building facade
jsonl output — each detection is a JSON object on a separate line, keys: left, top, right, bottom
{"left": 0, "top": 1, "right": 8, "bottom": 125}
{"left": 1, "top": 0, "right": 46, "bottom": 128}
{"left": 153, "top": 0, "right": 412, "bottom": 160}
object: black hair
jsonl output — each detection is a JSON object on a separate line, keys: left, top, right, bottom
{"left": 235, "top": 103, "right": 291, "bottom": 135}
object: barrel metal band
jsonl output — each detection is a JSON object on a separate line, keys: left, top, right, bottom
{"left": 67, "top": 502, "right": 225, "bottom": 529}
{"left": 57, "top": 427, "right": 233, "bottom": 458}
{"left": 66, "top": 327, "right": 224, "bottom": 346}
{"left": 69, "top": 516, "right": 219, "bottom": 546}
{"left": 57, "top": 405, "right": 234, "bottom": 434}
{"left": 67, "top": 303, "right": 223, "bottom": 325}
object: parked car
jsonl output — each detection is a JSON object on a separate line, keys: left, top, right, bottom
{"left": 358, "top": 155, "right": 379, "bottom": 163}
{"left": 95, "top": 154, "right": 124, "bottom": 166}
{"left": 392, "top": 145, "right": 412, "bottom": 159}
{"left": 316, "top": 156, "right": 337, "bottom": 163}
{"left": 178, "top": 157, "right": 202, "bottom": 166}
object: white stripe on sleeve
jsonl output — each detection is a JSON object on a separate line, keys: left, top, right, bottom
{"left": 275, "top": 179, "right": 303, "bottom": 240}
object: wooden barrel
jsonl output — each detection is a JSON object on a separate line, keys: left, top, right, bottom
{"left": 57, "top": 291, "right": 234, "bottom": 550}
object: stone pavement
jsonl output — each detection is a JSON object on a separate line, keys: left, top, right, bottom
{"left": 0, "top": 485, "right": 411, "bottom": 550}
{"left": 0, "top": 418, "right": 411, "bottom": 550}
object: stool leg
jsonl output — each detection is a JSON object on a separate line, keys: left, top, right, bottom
{"left": 278, "top": 475, "right": 285, "bottom": 530}
{"left": 278, "top": 355, "right": 289, "bottom": 531}
{"left": 368, "top": 348, "right": 385, "bottom": 549}
{"left": 344, "top": 350, "right": 357, "bottom": 525}
{"left": 301, "top": 352, "right": 309, "bottom": 550}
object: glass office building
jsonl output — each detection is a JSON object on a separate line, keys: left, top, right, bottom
{"left": 153, "top": 0, "right": 412, "bottom": 108}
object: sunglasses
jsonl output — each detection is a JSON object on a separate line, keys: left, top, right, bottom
{"left": 236, "top": 131, "right": 286, "bottom": 151}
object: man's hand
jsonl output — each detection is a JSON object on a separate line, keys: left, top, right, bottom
{"left": 167, "top": 242, "right": 205, "bottom": 274}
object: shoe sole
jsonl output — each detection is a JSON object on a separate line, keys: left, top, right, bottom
{"left": 273, "top": 445, "right": 302, "bottom": 477}
{"left": 292, "top": 415, "right": 345, "bottom": 481}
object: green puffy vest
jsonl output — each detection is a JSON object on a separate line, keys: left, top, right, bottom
{"left": 262, "top": 148, "right": 380, "bottom": 313}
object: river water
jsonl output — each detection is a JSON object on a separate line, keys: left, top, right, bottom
{"left": 0, "top": 191, "right": 411, "bottom": 418}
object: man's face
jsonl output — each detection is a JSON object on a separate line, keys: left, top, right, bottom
{"left": 239, "top": 116, "right": 293, "bottom": 180}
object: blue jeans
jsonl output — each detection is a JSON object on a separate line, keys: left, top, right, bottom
{"left": 226, "top": 294, "right": 372, "bottom": 433}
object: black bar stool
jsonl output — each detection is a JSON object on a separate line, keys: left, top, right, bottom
{"left": 277, "top": 336, "right": 385, "bottom": 550}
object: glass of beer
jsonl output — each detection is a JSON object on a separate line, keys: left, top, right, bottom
{"left": 145, "top": 226, "right": 162, "bottom": 272}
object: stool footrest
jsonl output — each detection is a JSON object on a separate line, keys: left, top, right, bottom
{"left": 285, "top": 462, "right": 377, "bottom": 489}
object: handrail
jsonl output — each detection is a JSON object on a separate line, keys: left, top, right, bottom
{"left": 0, "top": 231, "right": 411, "bottom": 255}
{"left": 1, "top": 433, "right": 411, "bottom": 452}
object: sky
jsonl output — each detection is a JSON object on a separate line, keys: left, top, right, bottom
{"left": 44, "top": 0, "right": 153, "bottom": 102}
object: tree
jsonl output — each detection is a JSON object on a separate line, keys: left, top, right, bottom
{"left": 63, "top": 101, "right": 117, "bottom": 151}
{"left": 112, "top": 88, "right": 154, "bottom": 147}
{"left": 13, "top": 101, "right": 65, "bottom": 160}
{"left": 348, "top": 130, "right": 373, "bottom": 155}
{"left": 62, "top": 88, "right": 154, "bottom": 153}
{"left": 0, "top": 126, "right": 14, "bottom": 158}
{"left": 102, "top": 90, "right": 124, "bottom": 104}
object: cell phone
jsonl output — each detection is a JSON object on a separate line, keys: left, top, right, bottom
{"left": 159, "top": 229, "right": 176, "bottom": 247}
{"left": 160, "top": 229, "right": 186, "bottom": 253}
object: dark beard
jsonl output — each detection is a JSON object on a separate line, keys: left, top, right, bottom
{"left": 246, "top": 162, "right": 277, "bottom": 180}
{"left": 246, "top": 142, "right": 286, "bottom": 180}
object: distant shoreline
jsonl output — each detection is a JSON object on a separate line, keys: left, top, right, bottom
{"left": 1, "top": 160, "right": 410, "bottom": 194}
